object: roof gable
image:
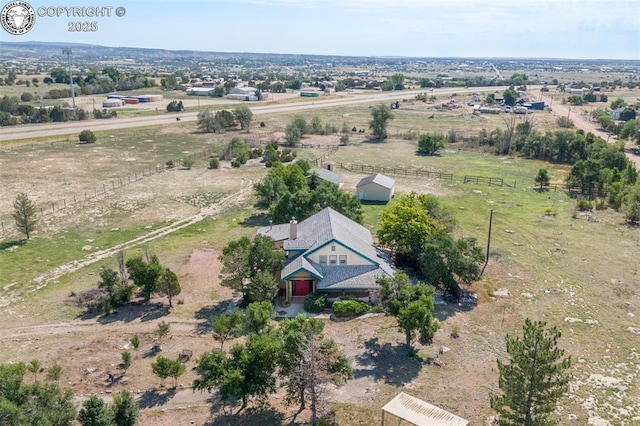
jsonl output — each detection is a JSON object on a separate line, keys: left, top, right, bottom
{"left": 356, "top": 173, "right": 395, "bottom": 189}
{"left": 315, "top": 168, "right": 342, "bottom": 185}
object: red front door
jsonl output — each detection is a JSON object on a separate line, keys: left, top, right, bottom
{"left": 293, "top": 280, "right": 312, "bottom": 296}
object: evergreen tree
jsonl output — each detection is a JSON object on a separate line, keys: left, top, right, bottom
{"left": 111, "top": 391, "right": 138, "bottom": 426}
{"left": 490, "top": 319, "right": 572, "bottom": 426}
{"left": 78, "top": 395, "right": 112, "bottom": 426}
{"left": 12, "top": 193, "right": 37, "bottom": 240}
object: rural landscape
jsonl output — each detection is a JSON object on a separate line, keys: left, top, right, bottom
{"left": 1, "top": 38, "right": 640, "bottom": 426}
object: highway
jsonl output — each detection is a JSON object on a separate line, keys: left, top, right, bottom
{"left": 0, "top": 87, "right": 505, "bottom": 142}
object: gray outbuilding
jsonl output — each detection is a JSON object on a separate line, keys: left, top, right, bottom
{"left": 356, "top": 173, "right": 395, "bottom": 202}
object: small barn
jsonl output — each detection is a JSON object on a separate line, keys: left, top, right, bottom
{"left": 356, "top": 173, "right": 395, "bottom": 202}
{"left": 314, "top": 168, "right": 343, "bottom": 188}
{"left": 381, "top": 392, "right": 469, "bottom": 426}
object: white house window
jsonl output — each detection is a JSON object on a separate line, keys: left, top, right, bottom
{"left": 329, "top": 255, "right": 337, "bottom": 264}
{"left": 319, "top": 255, "right": 328, "bottom": 264}
{"left": 339, "top": 255, "right": 347, "bottom": 265}
{"left": 331, "top": 245, "right": 336, "bottom": 252}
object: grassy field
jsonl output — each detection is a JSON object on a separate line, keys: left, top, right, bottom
{"left": 1, "top": 96, "right": 640, "bottom": 425}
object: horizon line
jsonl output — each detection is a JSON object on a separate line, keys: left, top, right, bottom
{"left": 2, "top": 40, "right": 639, "bottom": 63}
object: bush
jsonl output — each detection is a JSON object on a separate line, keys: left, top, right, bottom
{"left": 231, "top": 160, "right": 241, "bottom": 168}
{"left": 166, "top": 159, "right": 174, "bottom": 169}
{"left": 78, "top": 129, "right": 96, "bottom": 143}
{"left": 576, "top": 197, "right": 593, "bottom": 211}
{"left": 556, "top": 116, "right": 574, "bottom": 128}
{"left": 332, "top": 299, "right": 369, "bottom": 318}
{"left": 260, "top": 121, "right": 266, "bottom": 127}
{"left": 304, "top": 293, "right": 327, "bottom": 313}
{"left": 209, "top": 157, "right": 220, "bottom": 169}
{"left": 182, "top": 157, "right": 194, "bottom": 169}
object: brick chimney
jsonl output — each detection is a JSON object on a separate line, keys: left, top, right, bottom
{"left": 289, "top": 217, "right": 297, "bottom": 240}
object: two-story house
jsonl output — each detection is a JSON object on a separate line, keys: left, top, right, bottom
{"left": 257, "top": 207, "right": 395, "bottom": 303}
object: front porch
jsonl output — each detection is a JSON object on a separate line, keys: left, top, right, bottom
{"left": 274, "top": 296, "right": 317, "bottom": 319}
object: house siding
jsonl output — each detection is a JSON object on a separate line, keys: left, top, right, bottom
{"left": 311, "top": 242, "right": 373, "bottom": 266}
{"left": 358, "top": 182, "right": 393, "bottom": 202}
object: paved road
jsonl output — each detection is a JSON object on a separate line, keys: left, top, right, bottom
{"left": 0, "top": 87, "right": 506, "bottom": 142}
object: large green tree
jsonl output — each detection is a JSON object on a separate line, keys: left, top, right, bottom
{"left": 193, "top": 331, "right": 281, "bottom": 410}
{"left": 369, "top": 104, "right": 394, "bottom": 139}
{"left": 125, "top": 255, "right": 163, "bottom": 301}
{"left": 197, "top": 109, "right": 216, "bottom": 133}
{"left": 377, "top": 271, "right": 439, "bottom": 354}
{"left": 151, "top": 356, "right": 185, "bottom": 388}
{"left": 157, "top": 268, "right": 181, "bottom": 308}
{"left": 418, "top": 229, "right": 484, "bottom": 298}
{"left": 503, "top": 87, "right": 518, "bottom": 107}
{"left": 279, "top": 315, "right": 352, "bottom": 423}
{"left": 376, "top": 192, "right": 446, "bottom": 264}
{"left": 417, "top": 133, "right": 445, "bottom": 155}
{"left": 219, "top": 235, "right": 284, "bottom": 303}
{"left": 110, "top": 391, "right": 139, "bottom": 426}
{"left": 211, "top": 311, "right": 245, "bottom": 350}
{"left": 78, "top": 395, "right": 112, "bottom": 426}
{"left": 490, "top": 319, "right": 572, "bottom": 426}
{"left": 12, "top": 193, "right": 37, "bottom": 240}
{"left": 233, "top": 105, "right": 253, "bottom": 131}
{"left": 0, "top": 363, "right": 76, "bottom": 426}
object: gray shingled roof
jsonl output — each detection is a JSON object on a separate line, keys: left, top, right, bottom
{"left": 259, "top": 207, "right": 395, "bottom": 289}
{"left": 257, "top": 223, "right": 290, "bottom": 242}
{"left": 283, "top": 256, "right": 322, "bottom": 280}
{"left": 356, "top": 173, "right": 395, "bottom": 189}
{"left": 315, "top": 168, "right": 342, "bottom": 185}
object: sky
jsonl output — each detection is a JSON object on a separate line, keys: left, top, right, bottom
{"left": 1, "top": 0, "right": 639, "bottom": 59}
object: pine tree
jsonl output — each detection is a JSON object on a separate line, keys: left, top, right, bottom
{"left": 490, "top": 319, "right": 572, "bottom": 426}
{"left": 12, "top": 193, "right": 37, "bottom": 240}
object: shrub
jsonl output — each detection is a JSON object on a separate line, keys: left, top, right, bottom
{"left": 78, "top": 129, "right": 96, "bottom": 143}
{"left": 332, "top": 299, "right": 369, "bottom": 318}
{"left": 304, "top": 293, "right": 327, "bottom": 313}
{"left": 231, "top": 160, "right": 241, "bottom": 168}
{"left": 166, "top": 159, "right": 174, "bottom": 169}
{"left": 182, "top": 157, "right": 194, "bottom": 169}
{"left": 451, "top": 324, "right": 461, "bottom": 338}
{"left": 556, "top": 116, "right": 574, "bottom": 128}
{"left": 576, "top": 197, "right": 593, "bottom": 211}
{"left": 209, "top": 157, "right": 220, "bottom": 169}
{"left": 260, "top": 121, "right": 266, "bottom": 127}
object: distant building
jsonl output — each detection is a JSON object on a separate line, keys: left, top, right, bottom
{"left": 102, "top": 99, "right": 124, "bottom": 108}
{"left": 356, "top": 173, "right": 395, "bottom": 202}
{"left": 612, "top": 107, "right": 626, "bottom": 120}
{"left": 186, "top": 87, "right": 217, "bottom": 96}
{"left": 227, "top": 87, "right": 261, "bottom": 101}
{"left": 565, "top": 87, "right": 590, "bottom": 94}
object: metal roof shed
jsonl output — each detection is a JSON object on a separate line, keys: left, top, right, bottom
{"left": 381, "top": 392, "right": 469, "bottom": 426}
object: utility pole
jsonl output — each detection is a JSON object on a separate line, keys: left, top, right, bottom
{"left": 62, "top": 47, "right": 76, "bottom": 109}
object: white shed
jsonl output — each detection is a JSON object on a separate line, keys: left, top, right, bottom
{"left": 356, "top": 173, "right": 395, "bottom": 202}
